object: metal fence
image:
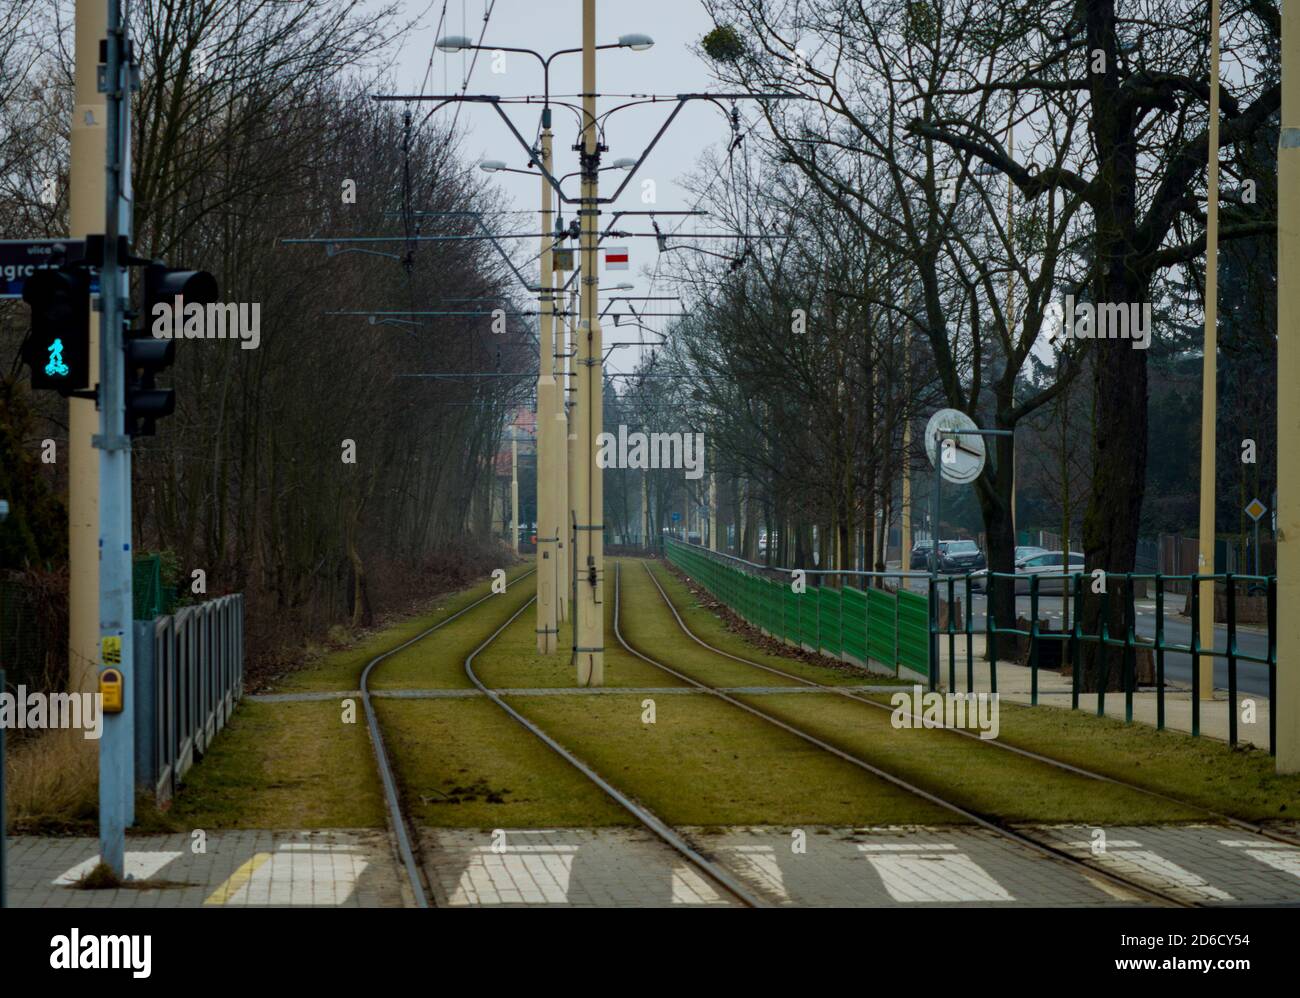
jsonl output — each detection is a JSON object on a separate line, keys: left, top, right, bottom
{"left": 664, "top": 538, "right": 932, "bottom": 678}
{"left": 665, "top": 539, "right": 1278, "bottom": 755}
{"left": 136, "top": 593, "right": 245, "bottom": 803}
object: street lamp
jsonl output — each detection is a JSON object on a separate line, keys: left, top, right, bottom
{"left": 436, "top": 35, "right": 475, "bottom": 52}
{"left": 478, "top": 159, "right": 510, "bottom": 173}
{"left": 434, "top": 34, "right": 653, "bottom": 108}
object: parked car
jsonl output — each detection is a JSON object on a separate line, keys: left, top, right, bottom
{"left": 931, "top": 539, "right": 986, "bottom": 573}
{"left": 909, "top": 539, "right": 936, "bottom": 569}
{"left": 971, "top": 546, "right": 1049, "bottom": 592}
{"left": 1016, "top": 551, "right": 1086, "bottom": 594}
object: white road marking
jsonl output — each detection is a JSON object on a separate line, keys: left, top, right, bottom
{"left": 55, "top": 850, "right": 183, "bottom": 885}
{"left": 858, "top": 844, "right": 1013, "bottom": 902}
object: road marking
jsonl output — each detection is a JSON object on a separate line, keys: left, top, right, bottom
{"left": 1220, "top": 839, "right": 1300, "bottom": 881}
{"left": 724, "top": 844, "right": 790, "bottom": 903}
{"left": 55, "top": 850, "right": 183, "bottom": 885}
{"left": 1062, "top": 839, "right": 1233, "bottom": 902}
{"left": 204, "top": 851, "right": 272, "bottom": 905}
{"left": 858, "top": 844, "right": 1013, "bottom": 902}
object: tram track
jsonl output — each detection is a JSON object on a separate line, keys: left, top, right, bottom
{"left": 615, "top": 560, "right": 1197, "bottom": 908}
{"left": 649, "top": 558, "right": 1300, "bottom": 853}
{"left": 359, "top": 568, "right": 536, "bottom": 909}
{"left": 461, "top": 595, "right": 768, "bottom": 908}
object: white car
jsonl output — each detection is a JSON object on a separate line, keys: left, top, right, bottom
{"left": 970, "top": 548, "right": 1080, "bottom": 593}
{"left": 1015, "top": 551, "right": 1086, "bottom": 594}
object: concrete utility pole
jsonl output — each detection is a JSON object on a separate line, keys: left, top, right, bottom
{"left": 68, "top": 0, "right": 106, "bottom": 695}
{"left": 535, "top": 122, "right": 559, "bottom": 651}
{"left": 1277, "top": 0, "right": 1300, "bottom": 773}
{"left": 565, "top": 286, "right": 579, "bottom": 626}
{"left": 709, "top": 470, "right": 718, "bottom": 551}
{"left": 642, "top": 472, "right": 650, "bottom": 549}
{"left": 510, "top": 434, "right": 519, "bottom": 554}
{"left": 1197, "top": 0, "right": 1221, "bottom": 700}
{"left": 574, "top": 0, "right": 605, "bottom": 686}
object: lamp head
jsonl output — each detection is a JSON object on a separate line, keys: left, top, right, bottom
{"left": 436, "top": 35, "right": 474, "bottom": 53}
{"left": 618, "top": 33, "right": 654, "bottom": 51}
{"left": 479, "top": 159, "right": 508, "bottom": 173}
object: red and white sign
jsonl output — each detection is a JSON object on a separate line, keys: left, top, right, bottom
{"left": 604, "top": 246, "right": 629, "bottom": 270}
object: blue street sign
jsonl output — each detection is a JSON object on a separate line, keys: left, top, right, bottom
{"left": 672, "top": 512, "right": 681, "bottom": 522}
{"left": 0, "top": 239, "right": 85, "bottom": 298}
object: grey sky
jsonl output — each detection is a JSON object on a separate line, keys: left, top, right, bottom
{"left": 377, "top": 0, "right": 733, "bottom": 375}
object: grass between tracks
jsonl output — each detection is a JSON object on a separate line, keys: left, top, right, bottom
{"left": 275, "top": 563, "right": 536, "bottom": 693}
{"left": 379, "top": 599, "right": 952, "bottom": 827}
{"left": 643, "top": 557, "right": 1300, "bottom": 823}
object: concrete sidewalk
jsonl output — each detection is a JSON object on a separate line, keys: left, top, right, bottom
{"left": 4, "top": 829, "right": 408, "bottom": 908}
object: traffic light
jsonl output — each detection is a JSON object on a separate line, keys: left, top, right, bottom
{"left": 21, "top": 265, "right": 91, "bottom": 395}
{"left": 127, "top": 262, "right": 218, "bottom": 436}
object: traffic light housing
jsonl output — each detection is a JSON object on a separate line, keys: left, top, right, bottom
{"left": 127, "top": 262, "right": 218, "bottom": 436}
{"left": 21, "top": 265, "right": 91, "bottom": 395}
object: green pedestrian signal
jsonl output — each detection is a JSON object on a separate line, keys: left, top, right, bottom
{"left": 21, "top": 265, "right": 91, "bottom": 395}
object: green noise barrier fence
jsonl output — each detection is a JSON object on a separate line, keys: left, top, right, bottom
{"left": 664, "top": 537, "right": 929, "bottom": 678}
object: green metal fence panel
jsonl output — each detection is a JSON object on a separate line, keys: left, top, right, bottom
{"left": 798, "top": 588, "right": 819, "bottom": 649}
{"left": 897, "top": 589, "right": 929, "bottom": 676}
{"left": 865, "top": 587, "right": 896, "bottom": 666}
{"left": 819, "top": 587, "right": 842, "bottom": 657}
{"left": 766, "top": 578, "right": 781, "bottom": 634}
{"left": 841, "top": 586, "right": 867, "bottom": 663}
{"left": 783, "top": 587, "right": 799, "bottom": 643}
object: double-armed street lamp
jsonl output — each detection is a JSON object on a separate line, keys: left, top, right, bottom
{"left": 440, "top": 25, "right": 653, "bottom": 666}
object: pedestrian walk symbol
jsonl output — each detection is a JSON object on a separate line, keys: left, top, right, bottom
{"left": 44, "top": 338, "right": 69, "bottom": 377}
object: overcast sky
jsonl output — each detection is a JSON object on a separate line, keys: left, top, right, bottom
{"left": 375, "top": 0, "right": 731, "bottom": 376}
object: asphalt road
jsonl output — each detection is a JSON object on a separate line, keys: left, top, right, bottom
{"left": 957, "top": 591, "right": 1273, "bottom": 697}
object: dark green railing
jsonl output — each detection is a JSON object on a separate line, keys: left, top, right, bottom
{"left": 933, "top": 569, "right": 1277, "bottom": 754}
{"left": 664, "top": 539, "right": 1278, "bottom": 755}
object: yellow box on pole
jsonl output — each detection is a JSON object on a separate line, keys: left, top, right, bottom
{"left": 98, "top": 668, "right": 124, "bottom": 714}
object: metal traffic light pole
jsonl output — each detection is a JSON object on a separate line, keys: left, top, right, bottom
{"left": 94, "top": 0, "right": 136, "bottom": 877}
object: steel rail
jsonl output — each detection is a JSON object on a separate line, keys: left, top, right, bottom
{"left": 359, "top": 568, "right": 537, "bottom": 908}
{"left": 616, "top": 561, "right": 1194, "bottom": 909}
{"left": 462, "top": 595, "right": 767, "bottom": 908}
